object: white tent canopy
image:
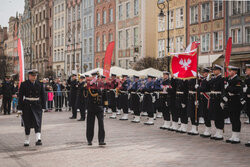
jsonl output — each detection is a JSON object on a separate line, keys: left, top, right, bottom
{"left": 138, "top": 68, "right": 163, "bottom": 77}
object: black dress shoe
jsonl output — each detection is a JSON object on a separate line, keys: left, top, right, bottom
{"left": 231, "top": 140, "right": 240, "bottom": 144}
{"left": 24, "top": 143, "right": 29, "bottom": 147}
{"left": 245, "top": 143, "right": 250, "bottom": 147}
{"left": 69, "top": 117, "right": 76, "bottom": 119}
{"left": 36, "top": 140, "right": 42, "bottom": 146}
{"left": 78, "top": 118, "right": 85, "bottom": 121}
{"left": 88, "top": 142, "right": 92, "bottom": 146}
{"left": 99, "top": 142, "right": 106, "bottom": 146}
{"left": 210, "top": 136, "right": 216, "bottom": 140}
{"left": 214, "top": 137, "right": 223, "bottom": 141}
{"left": 144, "top": 122, "right": 154, "bottom": 125}
{"left": 226, "top": 139, "right": 232, "bottom": 143}
{"left": 200, "top": 134, "right": 211, "bottom": 138}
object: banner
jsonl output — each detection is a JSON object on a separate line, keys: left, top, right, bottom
{"left": 224, "top": 37, "right": 232, "bottom": 77}
{"left": 170, "top": 51, "right": 197, "bottom": 79}
{"left": 103, "top": 41, "right": 115, "bottom": 78}
{"left": 17, "top": 38, "right": 25, "bottom": 87}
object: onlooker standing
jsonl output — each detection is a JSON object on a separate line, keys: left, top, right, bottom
{"left": 52, "top": 78, "right": 65, "bottom": 112}
{"left": 47, "top": 85, "right": 54, "bottom": 112}
{"left": 12, "top": 81, "right": 19, "bottom": 113}
{"left": 0, "top": 74, "right": 14, "bottom": 115}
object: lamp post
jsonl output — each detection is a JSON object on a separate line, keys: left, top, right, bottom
{"left": 157, "top": 0, "right": 170, "bottom": 71}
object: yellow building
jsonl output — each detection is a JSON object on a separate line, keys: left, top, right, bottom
{"left": 156, "top": 0, "right": 187, "bottom": 58}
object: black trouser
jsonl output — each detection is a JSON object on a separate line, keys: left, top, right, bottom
{"left": 71, "top": 97, "right": 77, "bottom": 118}
{"left": 246, "top": 97, "right": 250, "bottom": 120}
{"left": 228, "top": 96, "right": 241, "bottom": 132}
{"left": 210, "top": 95, "right": 224, "bottom": 130}
{"left": 187, "top": 94, "right": 198, "bottom": 126}
{"left": 143, "top": 94, "right": 154, "bottom": 118}
{"left": 86, "top": 104, "right": 105, "bottom": 143}
{"left": 24, "top": 112, "right": 42, "bottom": 135}
{"left": 131, "top": 93, "right": 140, "bottom": 116}
{"left": 55, "top": 95, "right": 63, "bottom": 111}
{"left": 3, "top": 97, "right": 11, "bottom": 114}
{"left": 200, "top": 95, "right": 211, "bottom": 127}
{"left": 80, "top": 103, "right": 86, "bottom": 119}
{"left": 159, "top": 94, "right": 170, "bottom": 121}
{"left": 120, "top": 93, "right": 128, "bottom": 114}
{"left": 108, "top": 91, "right": 116, "bottom": 113}
{"left": 176, "top": 94, "right": 188, "bottom": 124}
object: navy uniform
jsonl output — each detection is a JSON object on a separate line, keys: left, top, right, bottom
{"left": 17, "top": 69, "right": 45, "bottom": 146}
{"left": 86, "top": 72, "right": 107, "bottom": 146}
{"left": 209, "top": 65, "right": 225, "bottom": 140}
{"left": 119, "top": 75, "right": 131, "bottom": 120}
{"left": 153, "top": 77, "right": 162, "bottom": 119}
{"left": 109, "top": 74, "right": 119, "bottom": 119}
{"left": 130, "top": 75, "right": 141, "bottom": 123}
{"left": 0, "top": 75, "right": 14, "bottom": 115}
{"left": 169, "top": 78, "right": 188, "bottom": 132}
{"left": 159, "top": 72, "right": 173, "bottom": 129}
{"left": 75, "top": 75, "right": 87, "bottom": 121}
{"left": 223, "top": 66, "right": 243, "bottom": 144}
{"left": 68, "top": 74, "right": 79, "bottom": 119}
{"left": 244, "top": 64, "right": 250, "bottom": 147}
{"left": 199, "top": 68, "right": 213, "bottom": 138}
{"left": 143, "top": 75, "right": 155, "bottom": 125}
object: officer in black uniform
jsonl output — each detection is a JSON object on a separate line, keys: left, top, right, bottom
{"left": 86, "top": 71, "right": 107, "bottom": 146}
{"left": 244, "top": 64, "right": 250, "bottom": 147}
{"left": 109, "top": 74, "right": 119, "bottom": 119}
{"left": 17, "top": 69, "right": 45, "bottom": 146}
{"left": 209, "top": 65, "right": 225, "bottom": 140}
{"left": 68, "top": 73, "right": 79, "bottom": 119}
{"left": 119, "top": 75, "right": 130, "bottom": 120}
{"left": 76, "top": 75, "right": 87, "bottom": 121}
{"left": 0, "top": 74, "right": 14, "bottom": 115}
{"left": 130, "top": 75, "right": 141, "bottom": 123}
{"left": 224, "top": 66, "right": 243, "bottom": 144}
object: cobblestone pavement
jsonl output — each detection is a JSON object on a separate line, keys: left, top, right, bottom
{"left": 0, "top": 111, "right": 250, "bottom": 167}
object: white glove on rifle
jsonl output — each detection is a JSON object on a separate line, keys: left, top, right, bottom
{"left": 243, "top": 85, "right": 247, "bottom": 93}
{"left": 181, "top": 103, "right": 186, "bottom": 108}
{"left": 17, "top": 110, "right": 22, "bottom": 114}
{"left": 194, "top": 101, "right": 199, "bottom": 106}
{"left": 77, "top": 109, "right": 80, "bottom": 112}
{"left": 165, "top": 102, "right": 168, "bottom": 107}
{"left": 195, "top": 84, "right": 199, "bottom": 89}
{"left": 220, "top": 103, "right": 225, "bottom": 109}
{"left": 223, "top": 96, "right": 228, "bottom": 102}
{"left": 224, "top": 82, "right": 229, "bottom": 89}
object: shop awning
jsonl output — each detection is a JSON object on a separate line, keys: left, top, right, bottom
{"left": 198, "top": 54, "right": 222, "bottom": 67}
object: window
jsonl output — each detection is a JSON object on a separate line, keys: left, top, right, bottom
{"left": 119, "top": 5, "right": 123, "bottom": 20}
{"left": 247, "top": 1, "right": 250, "bottom": 13}
{"left": 213, "top": 31, "right": 223, "bottom": 51}
{"left": 176, "top": 8, "right": 184, "bottom": 28}
{"left": 109, "top": 33, "right": 113, "bottom": 42}
{"left": 102, "top": 34, "right": 106, "bottom": 51}
{"left": 201, "top": 33, "right": 210, "bottom": 52}
{"left": 167, "top": 10, "right": 174, "bottom": 29}
{"left": 68, "top": 8, "right": 71, "bottom": 22}
{"left": 246, "top": 27, "right": 250, "bottom": 43}
{"left": 73, "top": 7, "right": 75, "bottom": 21}
{"left": 190, "top": 35, "right": 199, "bottom": 43}
{"left": 118, "top": 31, "right": 122, "bottom": 49}
{"left": 97, "top": 36, "right": 100, "bottom": 52}
{"left": 97, "top": 13, "right": 100, "bottom": 26}
{"left": 62, "top": 17, "right": 64, "bottom": 27}
{"left": 58, "top": 5, "right": 61, "bottom": 13}
{"left": 158, "top": 16, "right": 165, "bottom": 32}
{"left": 134, "top": 27, "right": 139, "bottom": 46}
{"left": 202, "top": 3, "right": 210, "bottom": 22}
{"left": 58, "top": 34, "right": 60, "bottom": 47}
{"left": 55, "top": 6, "right": 57, "bottom": 14}
{"left": 176, "top": 36, "right": 184, "bottom": 52}
{"left": 54, "top": 19, "right": 57, "bottom": 29}
{"left": 190, "top": 5, "right": 198, "bottom": 24}
{"left": 89, "top": 38, "right": 92, "bottom": 53}
{"left": 134, "top": 0, "right": 139, "bottom": 16}
{"left": 169, "top": 38, "right": 174, "bottom": 52}
{"left": 214, "top": 0, "right": 223, "bottom": 18}
{"left": 43, "top": 24, "right": 45, "bottom": 38}
{"left": 231, "top": 28, "right": 242, "bottom": 44}
{"left": 62, "top": 33, "right": 64, "bottom": 46}
{"left": 89, "top": 15, "right": 92, "bottom": 28}
{"left": 126, "top": 2, "right": 130, "bottom": 18}
{"left": 232, "top": 0, "right": 242, "bottom": 15}
{"left": 77, "top": 5, "right": 81, "bottom": 20}
{"left": 84, "top": 39, "right": 87, "bottom": 54}
{"left": 55, "top": 34, "right": 57, "bottom": 47}
{"left": 84, "top": 0, "right": 87, "bottom": 8}
{"left": 84, "top": 17, "right": 87, "bottom": 30}
{"left": 158, "top": 39, "right": 165, "bottom": 58}
{"left": 58, "top": 18, "right": 60, "bottom": 28}
{"left": 62, "top": 4, "right": 64, "bottom": 11}
{"left": 103, "top": 10, "right": 106, "bottom": 24}
{"left": 126, "top": 30, "right": 129, "bottom": 48}
{"left": 109, "top": 8, "right": 113, "bottom": 22}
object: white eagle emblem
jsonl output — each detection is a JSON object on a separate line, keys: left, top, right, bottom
{"left": 179, "top": 58, "right": 192, "bottom": 71}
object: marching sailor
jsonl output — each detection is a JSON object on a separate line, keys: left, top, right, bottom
{"left": 119, "top": 75, "right": 131, "bottom": 120}
{"left": 68, "top": 73, "right": 79, "bottom": 119}
{"left": 109, "top": 74, "right": 119, "bottom": 119}
{"left": 244, "top": 64, "right": 250, "bottom": 147}
{"left": 130, "top": 75, "right": 141, "bottom": 123}
{"left": 75, "top": 75, "right": 87, "bottom": 121}
{"left": 0, "top": 74, "right": 14, "bottom": 115}
{"left": 17, "top": 69, "right": 45, "bottom": 146}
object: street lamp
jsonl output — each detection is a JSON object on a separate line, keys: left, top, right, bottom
{"left": 157, "top": 0, "right": 171, "bottom": 71}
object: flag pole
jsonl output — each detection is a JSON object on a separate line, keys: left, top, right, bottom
{"left": 195, "top": 43, "right": 200, "bottom": 128}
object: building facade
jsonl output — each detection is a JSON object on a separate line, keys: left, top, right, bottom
{"left": 53, "top": 0, "right": 67, "bottom": 78}
{"left": 0, "top": 26, "right": 8, "bottom": 79}
{"left": 82, "top": 0, "right": 94, "bottom": 72}
{"left": 157, "top": 0, "right": 186, "bottom": 58}
{"left": 187, "top": 0, "right": 226, "bottom": 67}
{"left": 66, "top": 0, "right": 82, "bottom": 75}
{"left": 94, "top": 0, "right": 116, "bottom": 68}
{"left": 116, "top": 0, "right": 157, "bottom": 69}
{"left": 31, "top": 0, "right": 53, "bottom": 77}
{"left": 20, "top": 0, "right": 32, "bottom": 72}
{"left": 224, "top": 1, "right": 250, "bottom": 70}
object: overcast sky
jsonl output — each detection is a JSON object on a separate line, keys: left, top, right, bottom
{"left": 0, "top": 0, "right": 24, "bottom": 27}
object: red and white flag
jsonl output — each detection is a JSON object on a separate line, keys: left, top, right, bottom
{"left": 18, "top": 38, "right": 25, "bottom": 87}
{"left": 170, "top": 42, "right": 200, "bottom": 79}
{"left": 103, "top": 41, "right": 115, "bottom": 79}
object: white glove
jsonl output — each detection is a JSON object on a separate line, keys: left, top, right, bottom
{"left": 140, "top": 95, "right": 144, "bottom": 102}
{"left": 42, "top": 109, "right": 45, "bottom": 113}
{"left": 77, "top": 109, "right": 80, "bottom": 112}
{"left": 223, "top": 96, "right": 228, "bottom": 102}
{"left": 220, "top": 103, "right": 225, "bottom": 109}
{"left": 165, "top": 101, "right": 168, "bottom": 107}
{"left": 195, "top": 84, "right": 199, "bottom": 89}
{"left": 194, "top": 101, "right": 199, "bottom": 106}
{"left": 243, "top": 86, "right": 247, "bottom": 93}
{"left": 152, "top": 96, "right": 156, "bottom": 103}
{"left": 17, "top": 110, "right": 22, "bottom": 114}
{"left": 224, "top": 82, "right": 229, "bottom": 89}
{"left": 181, "top": 103, "right": 186, "bottom": 108}
{"left": 241, "top": 100, "right": 246, "bottom": 105}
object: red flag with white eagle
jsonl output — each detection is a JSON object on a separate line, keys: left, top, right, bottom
{"left": 170, "top": 42, "right": 200, "bottom": 79}
{"left": 18, "top": 38, "right": 25, "bottom": 87}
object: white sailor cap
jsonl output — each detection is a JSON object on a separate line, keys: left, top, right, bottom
{"left": 212, "top": 64, "right": 223, "bottom": 70}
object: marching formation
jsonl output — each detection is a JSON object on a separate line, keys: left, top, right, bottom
{"left": 3, "top": 64, "right": 250, "bottom": 147}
